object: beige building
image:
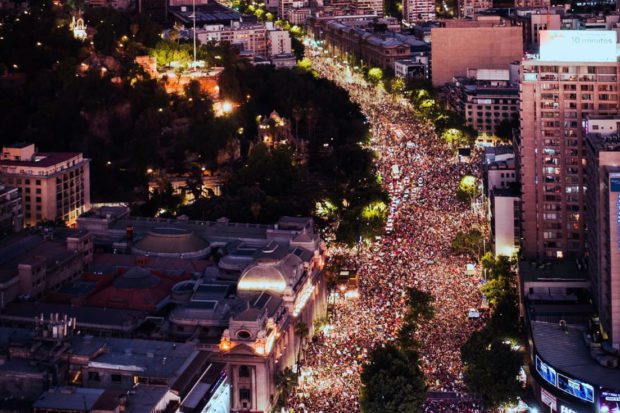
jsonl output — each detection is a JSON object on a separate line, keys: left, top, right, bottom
{"left": 403, "top": 0, "right": 435, "bottom": 23}
{"left": 431, "top": 22, "right": 523, "bottom": 86}
{"left": 320, "top": 20, "right": 413, "bottom": 70}
{"left": 446, "top": 68, "right": 519, "bottom": 137}
{"left": 0, "top": 144, "right": 90, "bottom": 227}
{"left": 519, "top": 31, "right": 620, "bottom": 259}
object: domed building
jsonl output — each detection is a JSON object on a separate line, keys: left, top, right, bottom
{"left": 132, "top": 227, "right": 210, "bottom": 259}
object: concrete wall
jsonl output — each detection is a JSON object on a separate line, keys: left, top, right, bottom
{"left": 431, "top": 26, "right": 523, "bottom": 87}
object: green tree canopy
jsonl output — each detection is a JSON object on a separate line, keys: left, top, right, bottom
{"left": 461, "top": 335, "right": 522, "bottom": 410}
{"left": 360, "top": 344, "right": 427, "bottom": 413}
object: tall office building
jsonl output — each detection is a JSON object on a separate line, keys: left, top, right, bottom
{"left": 519, "top": 30, "right": 620, "bottom": 259}
{"left": 586, "top": 117, "right": 620, "bottom": 349}
{"left": 0, "top": 143, "right": 91, "bottom": 227}
{"left": 403, "top": 0, "right": 435, "bottom": 24}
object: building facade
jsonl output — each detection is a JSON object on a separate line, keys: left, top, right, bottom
{"left": 458, "top": 0, "right": 492, "bottom": 18}
{"left": 0, "top": 144, "right": 91, "bottom": 227}
{"left": 403, "top": 0, "right": 435, "bottom": 24}
{"left": 0, "top": 184, "right": 22, "bottom": 234}
{"left": 446, "top": 68, "right": 519, "bottom": 137}
{"left": 585, "top": 120, "right": 620, "bottom": 350}
{"left": 430, "top": 22, "right": 523, "bottom": 86}
{"left": 519, "top": 31, "right": 620, "bottom": 259}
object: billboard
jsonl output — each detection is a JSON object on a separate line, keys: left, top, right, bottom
{"left": 557, "top": 373, "right": 594, "bottom": 403}
{"left": 599, "top": 390, "right": 620, "bottom": 413}
{"left": 539, "top": 30, "right": 617, "bottom": 62}
{"left": 536, "top": 355, "right": 558, "bottom": 387}
{"left": 611, "top": 177, "right": 620, "bottom": 193}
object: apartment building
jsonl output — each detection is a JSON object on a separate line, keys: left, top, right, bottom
{"left": 446, "top": 68, "right": 519, "bottom": 137}
{"left": 519, "top": 30, "right": 620, "bottom": 259}
{"left": 403, "top": 0, "right": 435, "bottom": 24}
{"left": 0, "top": 144, "right": 90, "bottom": 227}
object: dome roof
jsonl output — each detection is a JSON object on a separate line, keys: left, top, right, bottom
{"left": 114, "top": 266, "right": 161, "bottom": 289}
{"left": 133, "top": 227, "right": 209, "bottom": 257}
{"left": 238, "top": 263, "right": 287, "bottom": 294}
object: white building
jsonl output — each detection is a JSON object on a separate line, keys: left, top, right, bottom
{"left": 268, "top": 28, "right": 292, "bottom": 56}
{"left": 492, "top": 187, "right": 520, "bottom": 257}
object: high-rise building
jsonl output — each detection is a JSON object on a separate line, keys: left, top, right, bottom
{"left": 585, "top": 117, "right": 620, "bottom": 349}
{"left": 403, "top": 0, "right": 435, "bottom": 24}
{"left": 0, "top": 143, "right": 91, "bottom": 227}
{"left": 519, "top": 30, "right": 620, "bottom": 259}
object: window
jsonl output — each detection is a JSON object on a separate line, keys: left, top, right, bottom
{"left": 239, "top": 389, "right": 251, "bottom": 402}
{"left": 35, "top": 179, "right": 41, "bottom": 185}
{"left": 111, "top": 374, "right": 122, "bottom": 383}
{"left": 88, "top": 371, "right": 101, "bottom": 382}
{"left": 239, "top": 365, "right": 251, "bottom": 378}
{"left": 237, "top": 330, "right": 251, "bottom": 339}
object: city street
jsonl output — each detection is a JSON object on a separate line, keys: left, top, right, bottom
{"left": 285, "top": 47, "right": 487, "bottom": 412}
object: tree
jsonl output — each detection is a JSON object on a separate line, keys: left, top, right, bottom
{"left": 457, "top": 175, "right": 478, "bottom": 204}
{"left": 480, "top": 252, "right": 514, "bottom": 280}
{"left": 451, "top": 229, "right": 485, "bottom": 258}
{"left": 495, "top": 116, "right": 519, "bottom": 142}
{"left": 360, "top": 344, "right": 427, "bottom": 413}
{"left": 367, "top": 67, "right": 383, "bottom": 85}
{"left": 403, "top": 287, "right": 435, "bottom": 327}
{"left": 274, "top": 367, "right": 298, "bottom": 408}
{"left": 461, "top": 336, "right": 522, "bottom": 410}
{"left": 294, "top": 320, "right": 309, "bottom": 364}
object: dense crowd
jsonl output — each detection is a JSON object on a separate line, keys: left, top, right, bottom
{"left": 286, "top": 50, "right": 486, "bottom": 412}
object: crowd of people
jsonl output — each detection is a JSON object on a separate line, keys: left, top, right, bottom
{"left": 286, "top": 48, "right": 487, "bottom": 412}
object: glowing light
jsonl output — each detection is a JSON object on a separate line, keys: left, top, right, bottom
{"left": 293, "top": 280, "right": 315, "bottom": 317}
{"left": 237, "top": 278, "right": 286, "bottom": 293}
{"left": 222, "top": 101, "right": 233, "bottom": 113}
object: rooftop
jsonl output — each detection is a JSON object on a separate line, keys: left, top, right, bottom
{"left": 532, "top": 320, "right": 620, "bottom": 389}
{"left": 519, "top": 259, "right": 589, "bottom": 283}
{"left": 169, "top": 4, "right": 241, "bottom": 26}
{"left": 33, "top": 387, "right": 105, "bottom": 411}
{"left": 0, "top": 152, "right": 83, "bottom": 168}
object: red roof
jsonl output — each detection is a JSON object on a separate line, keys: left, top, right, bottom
{"left": 85, "top": 267, "right": 191, "bottom": 312}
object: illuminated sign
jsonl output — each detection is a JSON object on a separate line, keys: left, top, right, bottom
{"left": 560, "top": 406, "right": 577, "bottom": 413}
{"left": 557, "top": 373, "right": 594, "bottom": 403}
{"left": 599, "top": 390, "right": 620, "bottom": 413}
{"left": 541, "top": 388, "right": 557, "bottom": 411}
{"left": 536, "top": 355, "right": 558, "bottom": 387}
{"left": 611, "top": 177, "right": 620, "bottom": 192}
{"left": 539, "top": 30, "right": 617, "bottom": 62}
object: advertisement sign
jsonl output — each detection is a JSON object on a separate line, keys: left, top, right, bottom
{"left": 539, "top": 30, "right": 617, "bottom": 62}
{"left": 557, "top": 373, "right": 594, "bottom": 403}
{"left": 536, "top": 355, "right": 558, "bottom": 387}
{"left": 541, "top": 387, "right": 557, "bottom": 411}
{"left": 610, "top": 177, "right": 620, "bottom": 193}
{"left": 599, "top": 390, "right": 620, "bottom": 413}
